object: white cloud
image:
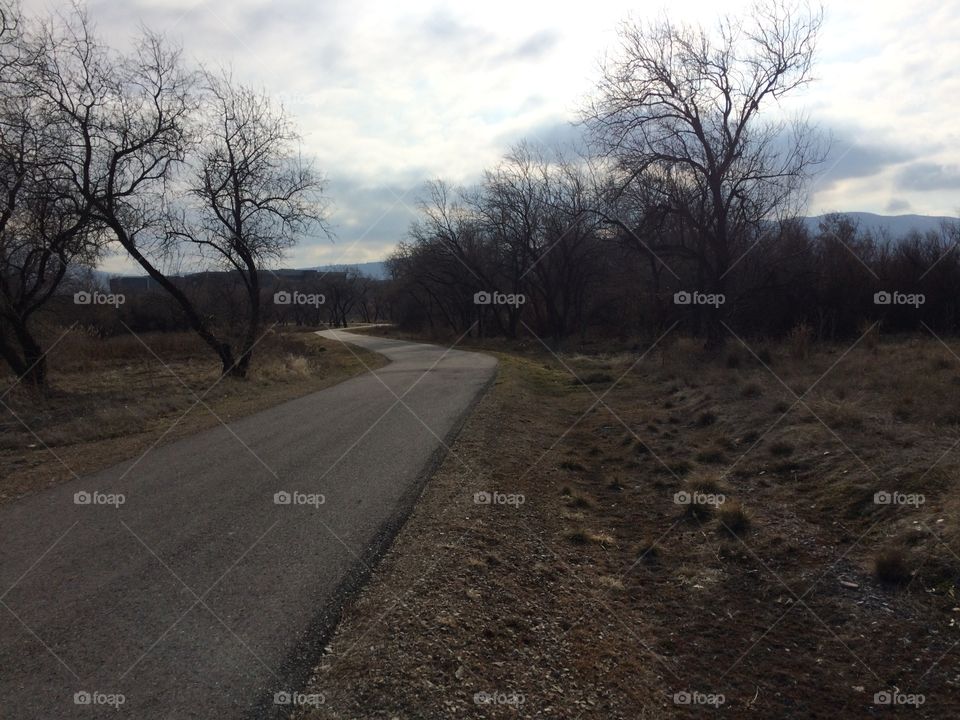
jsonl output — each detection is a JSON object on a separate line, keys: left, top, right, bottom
{"left": 20, "top": 0, "right": 960, "bottom": 273}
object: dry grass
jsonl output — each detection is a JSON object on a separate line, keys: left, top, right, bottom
{"left": 0, "top": 327, "right": 385, "bottom": 503}
{"left": 716, "top": 501, "right": 751, "bottom": 536}
{"left": 564, "top": 528, "right": 616, "bottom": 546}
{"left": 564, "top": 490, "right": 596, "bottom": 509}
{"left": 294, "top": 332, "right": 960, "bottom": 719}
{"left": 787, "top": 321, "right": 813, "bottom": 359}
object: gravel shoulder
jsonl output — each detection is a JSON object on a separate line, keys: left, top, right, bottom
{"left": 296, "top": 338, "right": 960, "bottom": 719}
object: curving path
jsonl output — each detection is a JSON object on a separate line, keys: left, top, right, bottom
{"left": 0, "top": 329, "right": 496, "bottom": 719}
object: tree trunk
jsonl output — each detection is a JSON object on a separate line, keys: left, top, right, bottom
{"left": 704, "top": 256, "right": 728, "bottom": 354}
{"left": 233, "top": 268, "right": 261, "bottom": 379}
{"left": 1, "top": 315, "right": 47, "bottom": 387}
{"left": 103, "top": 216, "right": 237, "bottom": 377}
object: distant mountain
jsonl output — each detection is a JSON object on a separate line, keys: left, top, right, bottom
{"left": 94, "top": 260, "right": 390, "bottom": 285}
{"left": 305, "top": 261, "right": 389, "bottom": 280}
{"left": 802, "top": 212, "right": 956, "bottom": 238}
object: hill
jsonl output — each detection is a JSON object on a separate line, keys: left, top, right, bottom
{"left": 306, "top": 261, "right": 388, "bottom": 279}
{"left": 802, "top": 212, "right": 956, "bottom": 238}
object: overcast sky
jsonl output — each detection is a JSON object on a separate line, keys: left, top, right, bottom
{"left": 22, "top": 0, "right": 960, "bottom": 272}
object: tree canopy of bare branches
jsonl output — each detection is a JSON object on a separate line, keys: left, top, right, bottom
{"left": 0, "top": 1, "right": 99, "bottom": 386}
{"left": 166, "top": 70, "right": 328, "bottom": 375}
{"left": 586, "top": 0, "right": 825, "bottom": 348}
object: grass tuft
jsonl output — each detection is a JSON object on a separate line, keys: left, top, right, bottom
{"left": 696, "top": 411, "right": 718, "bottom": 427}
{"left": 873, "top": 547, "right": 912, "bottom": 585}
{"left": 565, "top": 529, "right": 615, "bottom": 546}
{"left": 717, "top": 502, "right": 751, "bottom": 535}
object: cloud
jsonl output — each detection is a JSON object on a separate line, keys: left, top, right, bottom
{"left": 885, "top": 198, "right": 912, "bottom": 213}
{"left": 411, "top": 13, "right": 559, "bottom": 69}
{"left": 816, "top": 137, "right": 916, "bottom": 186}
{"left": 494, "top": 117, "right": 588, "bottom": 152}
{"left": 417, "top": 10, "right": 496, "bottom": 57}
{"left": 499, "top": 30, "right": 560, "bottom": 62}
{"left": 293, "top": 175, "right": 427, "bottom": 266}
{"left": 18, "top": 0, "right": 960, "bottom": 267}
{"left": 895, "top": 162, "right": 960, "bottom": 191}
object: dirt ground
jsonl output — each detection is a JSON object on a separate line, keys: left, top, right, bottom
{"left": 294, "top": 330, "right": 960, "bottom": 719}
{"left": 0, "top": 326, "right": 385, "bottom": 504}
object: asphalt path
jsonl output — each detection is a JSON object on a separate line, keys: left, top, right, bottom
{"left": 0, "top": 329, "right": 496, "bottom": 719}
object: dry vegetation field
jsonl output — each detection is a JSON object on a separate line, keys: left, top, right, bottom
{"left": 296, "top": 329, "right": 960, "bottom": 719}
{"left": 0, "top": 327, "right": 386, "bottom": 504}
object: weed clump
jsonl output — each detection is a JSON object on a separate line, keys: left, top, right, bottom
{"left": 717, "top": 502, "right": 751, "bottom": 535}
{"left": 874, "top": 547, "right": 912, "bottom": 585}
{"left": 678, "top": 476, "right": 726, "bottom": 520}
{"left": 696, "top": 411, "right": 718, "bottom": 427}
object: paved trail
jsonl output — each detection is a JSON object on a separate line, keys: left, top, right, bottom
{"left": 0, "top": 330, "right": 496, "bottom": 719}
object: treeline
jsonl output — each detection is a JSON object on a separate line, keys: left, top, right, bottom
{"left": 387, "top": 2, "right": 959, "bottom": 349}
{"left": 56, "top": 268, "right": 392, "bottom": 338}
{"left": 0, "top": 3, "right": 327, "bottom": 386}
{"left": 388, "top": 147, "right": 611, "bottom": 346}
{"left": 389, "top": 159, "right": 960, "bottom": 346}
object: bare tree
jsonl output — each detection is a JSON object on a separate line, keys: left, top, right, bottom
{"left": 167, "top": 71, "right": 327, "bottom": 376}
{"left": 27, "top": 11, "right": 230, "bottom": 356}
{"left": 322, "top": 268, "right": 362, "bottom": 328}
{"left": 530, "top": 157, "right": 605, "bottom": 348}
{"left": 470, "top": 145, "right": 542, "bottom": 339}
{"left": 0, "top": 2, "right": 98, "bottom": 386}
{"left": 587, "top": 0, "right": 825, "bottom": 348}
{"left": 471, "top": 144, "right": 604, "bottom": 347}
{"left": 409, "top": 180, "right": 495, "bottom": 334}
{"left": 0, "top": 1, "right": 20, "bottom": 76}
{"left": 32, "top": 11, "right": 327, "bottom": 377}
